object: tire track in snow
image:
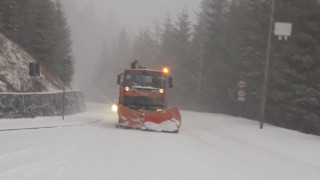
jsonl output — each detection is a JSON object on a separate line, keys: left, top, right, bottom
{"left": 186, "top": 127, "right": 320, "bottom": 172}
{"left": 212, "top": 128, "right": 320, "bottom": 171}
{"left": 183, "top": 129, "right": 241, "bottom": 159}
{"left": 182, "top": 113, "right": 320, "bottom": 172}
{"left": 0, "top": 146, "right": 77, "bottom": 180}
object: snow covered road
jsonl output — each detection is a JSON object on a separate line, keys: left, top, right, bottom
{"left": 1, "top": 103, "right": 320, "bottom": 180}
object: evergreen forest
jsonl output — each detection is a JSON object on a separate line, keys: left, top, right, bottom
{"left": 96, "top": 0, "right": 320, "bottom": 135}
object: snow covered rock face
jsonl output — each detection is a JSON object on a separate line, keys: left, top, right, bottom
{"left": 0, "top": 91, "right": 86, "bottom": 119}
{"left": 0, "top": 34, "right": 61, "bottom": 92}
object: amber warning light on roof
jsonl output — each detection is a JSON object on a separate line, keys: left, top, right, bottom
{"left": 162, "top": 67, "right": 169, "bottom": 74}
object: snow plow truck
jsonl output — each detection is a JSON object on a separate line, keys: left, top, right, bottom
{"left": 116, "top": 63, "right": 181, "bottom": 133}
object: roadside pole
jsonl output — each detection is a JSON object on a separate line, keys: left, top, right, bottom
{"left": 259, "top": 0, "right": 292, "bottom": 129}
{"left": 259, "top": 0, "right": 275, "bottom": 129}
{"left": 61, "top": 58, "right": 69, "bottom": 120}
{"left": 62, "top": 76, "right": 65, "bottom": 120}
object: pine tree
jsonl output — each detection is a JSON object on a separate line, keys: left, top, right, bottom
{"left": 161, "top": 13, "right": 177, "bottom": 66}
{"left": 200, "top": 0, "right": 270, "bottom": 116}
{"left": 0, "top": 0, "right": 20, "bottom": 42}
{"left": 52, "top": 1, "right": 74, "bottom": 83}
{"left": 15, "top": 0, "right": 35, "bottom": 49}
{"left": 223, "top": 0, "right": 270, "bottom": 118}
{"left": 72, "top": 3, "right": 102, "bottom": 97}
{"left": 175, "top": 8, "right": 192, "bottom": 65}
{"left": 132, "top": 28, "right": 160, "bottom": 68}
{"left": 93, "top": 43, "right": 113, "bottom": 99}
{"left": 0, "top": 19, "right": 2, "bottom": 34}
{"left": 192, "top": 0, "right": 210, "bottom": 111}
{"left": 24, "top": 0, "right": 56, "bottom": 68}
{"left": 153, "top": 20, "right": 162, "bottom": 46}
{"left": 202, "top": 0, "right": 231, "bottom": 113}
{"left": 100, "top": 29, "right": 131, "bottom": 101}
{"left": 114, "top": 28, "right": 131, "bottom": 69}
{"left": 172, "top": 9, "right": 196, "bottom": 110}
{"left": 0, "top": 0, "right": 4, "bottom": 33}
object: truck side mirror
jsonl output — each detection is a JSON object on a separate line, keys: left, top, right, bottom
{"left": 117, "top": 75, "right": 121, "bottom": 85}
{"left": 169, "top": 76, "right": 173, "bottom": 88}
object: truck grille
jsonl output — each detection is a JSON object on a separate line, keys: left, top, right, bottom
{"left": 124, "top": 96, "right": 164, "bottom": 107}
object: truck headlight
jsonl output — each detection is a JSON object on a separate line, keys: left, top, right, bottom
{"left": 111, "top": 104, "right": 118, "bottom": 113}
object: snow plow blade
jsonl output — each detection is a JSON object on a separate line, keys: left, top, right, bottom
{"left": 117, "top": 104, "right": 181, "bottom": 133}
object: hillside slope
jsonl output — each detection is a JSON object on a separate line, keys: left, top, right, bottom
{"left": 0, "top": 34, "right": 62, "bottom": 92}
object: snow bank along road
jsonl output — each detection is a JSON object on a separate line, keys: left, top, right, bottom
{"left": 0, "top": 103, "right": 320, "bottom": 180}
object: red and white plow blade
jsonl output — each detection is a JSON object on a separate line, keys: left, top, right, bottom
{"left": 117, "top": 104, "right": 181, "bottom": 132}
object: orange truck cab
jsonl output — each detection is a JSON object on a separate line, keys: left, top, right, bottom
{"left": 117, "top": 68, "right": 172, "bottom": 111}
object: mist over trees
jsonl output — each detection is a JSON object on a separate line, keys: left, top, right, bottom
{"left": 267, "top": 0, "right": 320, "bottom": 134}
{"left": 3, "top": 0, "right": 317, "bottom": 134}
{"left": 93, "top": 0, "right": 320, "bottom": 135}
{"left": 93, "top": 28, "right": 132, "bottom": 102}
{"left": 0, "top": 0, "right": 74, "bottom": 83}
{"left": 192, "top": 0, "right": 320, "bottom": 134}
{"left": 199, "top": 0, "right": 320, "bottom": 134}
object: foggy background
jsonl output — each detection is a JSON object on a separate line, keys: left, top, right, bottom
{"left": 61, "top": 0, "right": 201, "bottom": 102}
{"left": 83, "top": 0, "right": 199, "bottom": 35}
{"left": 2, "top": 0, "right": 320, "bottom": 135}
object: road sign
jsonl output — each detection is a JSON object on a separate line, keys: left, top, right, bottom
{"left": 60, "top": 58, "right": 72, "bottom": 82}
{"left": 274, "top": 22, "right": 292, "bottom": 41}
{"left": 274, "top": 22, "right": 292, "bottom": 36}
{"left": 238, "top": 90, "right": 246, "bottom": 97}
{"left": 238, "top": 80, "right": 247, "bottom": 88}
{"left": 238, "top": 89, "right": 246, "bottom": 102}
{"left": 29, "top": 62, "right": 40, "bottom": 76}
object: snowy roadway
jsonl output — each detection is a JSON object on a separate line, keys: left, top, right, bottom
{"left": 1, "top": 103, "right": 320, "bottom": 180}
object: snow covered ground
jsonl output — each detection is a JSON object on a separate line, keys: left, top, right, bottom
{"left": 0, "top": 103, "right": 320, "bottom": 180}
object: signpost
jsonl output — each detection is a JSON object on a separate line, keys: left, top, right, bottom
{"left": 237, "top": 80, "right": 247, "bottom": 116}
{"left": 238, "top": 90, "right": 246, "bottom": 102}
{"left": 259, "top": 0, "right": 292, "bottom": 129}
{"left": 60, "top": 57, "right": 70, "bottom": 120}
{"left": 237, "top": 80, "right": 247, "bottom": 101}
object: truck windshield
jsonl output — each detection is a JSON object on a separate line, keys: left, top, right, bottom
{"left": 125, "top": 71, "right": 165, "bottom": 88}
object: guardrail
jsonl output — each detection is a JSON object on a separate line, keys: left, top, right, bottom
{"left": 0, "top": 91, "right": 86, "bottom": 119}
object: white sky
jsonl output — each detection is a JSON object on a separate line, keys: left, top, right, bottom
{"left": 80, "top": 0, "right": 201, "bottom": 34}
